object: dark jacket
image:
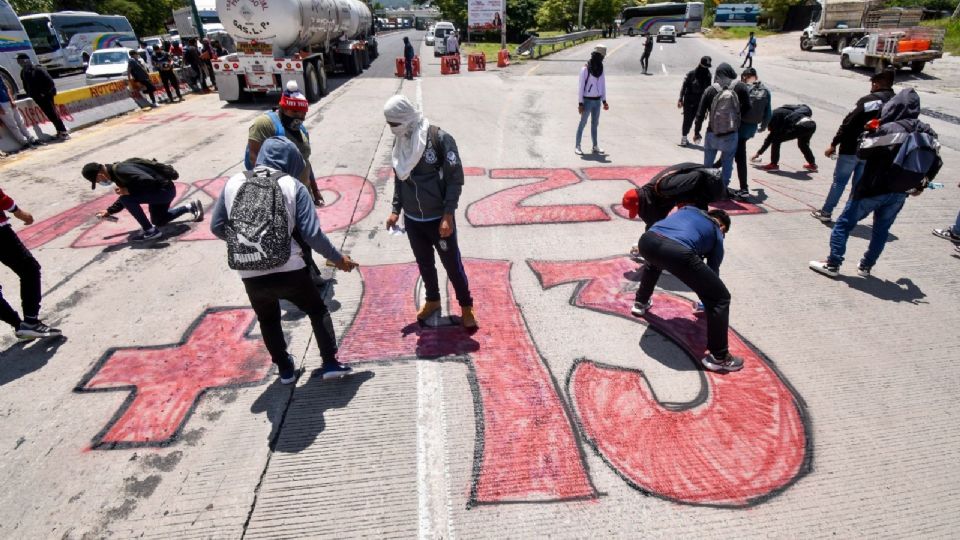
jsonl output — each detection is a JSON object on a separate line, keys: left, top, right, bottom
{"left": 649, "top": 206, "right": 725, "bottom": 273}
{"left": 831, "top": 88, "right": 895, "bottom": 155}
{"left": 854, "top": 89, "right": 942, "bottom": 200}
{"left": 642, "top": 39, "right": 653, "bottom": 55}
{"left": 404, "top": 39, "right": 415, "bottom": 60}
{"left": 767, "top": 105, "right": 814, "bottom": 135}
{"left": 636, "top": 163, "right": 725, "bottom": 228}
{"left": 391, "top": 128, "right": 465, "bottom": 220}
{"left": 127, "top": 58, "right": 151, "bottom": 83}
{"left": 20, "top": 64, "right": 56, "bottom": 101}
{"left": 183, "top": 45, "right": 201, "bottom": 67}
{"left": 154, "top": 50, "right": 175, "bottom": 71}
{"left": 679, "top": 66, "right": 711, "bottom": 111}
{"left": 694, "top": 63, "right": 751, "bottom": 135}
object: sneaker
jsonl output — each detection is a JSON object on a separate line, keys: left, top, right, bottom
{"left": 592, "top": 146, "right": 605, "bottom": 155}
{"left": 461, "top": 306, "right": 478, "bottom": 329}
{"left": 810, "top": 210, "right": 832, "bottom": 223}
{"left": 417, "top": 300, "right": 442, "bottom": 321}
{"left": 692, "top": 302, "right": 705, "bottom": 315}
{"left": 809, "top": 260, "right": 839, "bottom": 278}
{"left": 631, "top": 299, "right": 652, "bottom": 318}
{"left": 734, "top": 188, "right": 750, "bottom": 199}
{"left": 56, "top": 132, "right": 70, "bottom": 140}
{"left": 932, "top": 227, "right": 960, "bottom": 242}
{"left": 190, "top": 200, "right": 205, "bottom": 222}
{"left": 803, "top": 163, "right": 819, "bottom": 173}
{"left": 15, "top": 321, "right": 62, "bottom": 341}
{"left": 700, "top": 352, "right": 744, "bottom": 372}
{"left": 574, "top": 146, "right": 583, "bottom": 155}
{"left": 321, "top": 361, "right": 353, "bottom": 380}
{"left": 278, "top": 354, "right": 298, "bottom": 385}
{"left": 857, "top": 263, "right": 872, "bottom": 277}
{"left": 758, "top": 163, "right": 779, "bottom": 171}
{"left": 131, "top": 227, "right": 162, "bottom": 242}
{"left": 679, "top": 136, "right": 688, "bottom": 147}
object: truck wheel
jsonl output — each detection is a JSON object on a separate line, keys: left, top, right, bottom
{"left": 840, "top": 55, "right": 853, "bottom": 69}
{"left": 837, "top": 37, "right": 849, "bottom": 51}
{"left": 361, "top": 48, "right": 371, "bottom": 69}
{"left": 318, "top": 61, "right": 328, "bottom": 96}
{"left": 304, "top": 62, "right": 322, "bottom": 103}
{"left": 354, "top": 50, "right": 363, "bottom": 74}
{"left": 800, "top": 37, "right": 813, "bottom": 51}
{"left": 910, "top": 61, "right": 925, "bottom": 73}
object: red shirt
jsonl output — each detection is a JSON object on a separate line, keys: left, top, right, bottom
{"left": 0, "top": 188, "right": 17, "bottom": 227}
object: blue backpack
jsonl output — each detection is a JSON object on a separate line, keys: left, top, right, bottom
{"left": 244, "top": 111, "right": 311, "bottom": 170}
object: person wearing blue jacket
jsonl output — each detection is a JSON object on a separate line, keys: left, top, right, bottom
{"left": 211, "top": 137, "right": 359, "bottom": 383}
{"left": 631, "top": 206, "right": 742, "bottom": 372}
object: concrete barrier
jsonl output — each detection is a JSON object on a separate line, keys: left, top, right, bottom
{"left": 0, "top": 69, "right": 196, "bottom": 153}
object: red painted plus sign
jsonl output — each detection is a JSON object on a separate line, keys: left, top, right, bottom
{"left": 76, "top": 308, "right": 272, "bottom": 449}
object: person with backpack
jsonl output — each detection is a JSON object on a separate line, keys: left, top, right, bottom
{"left": 640, "top": 35, "right": 654, "bottom": 75}
{"left": 810, "top": 69, "right": 895, "bottom": 223}
{"left": 810, "top": 88, "right": 943, "bottom": 278}
{"left": 403, "top": 36, "right": 416, "bottom": 80}
{"left": 621, "top": 163, "right": 726, "bottom": 230}
{"left": 211, "top": 137, "right": 359, "bottom": 383}
{"left": 751, "top": 104, "right": 818, "bottom": 173}
{"left": 630, "top": 207, "right": 742, "bottom": 373}
{"left": 678, "top": 56, "right": 712, "bottom": 147}
{"left": 382, "top": 94, "right": 477, "bottom": 329}
{"left": 694, "top": 63, "right": 752, "bottom": 187}
{"left": 732, "top": 67, "right": 772, "bottom": 198}
{"left": 576, "top": 44, "right": 609, "bottom": 155}
{"left": 82, "top": 159, "right": 203, "bottom": 242}
{"left": 0, "top": 188, "right": 62, "bottom": 341}
{"left": 127, "top": 49, "right": 158, "bottom": 108}
{"left": 741, "top": 31, "right": 757, "bottom": 68}
{"left": 152, "top": 44, "right": 183, "bottom": 103}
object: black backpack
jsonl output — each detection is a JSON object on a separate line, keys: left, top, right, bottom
{"left": 225, "top": 170, "right": 291, "bottom": 271}
{"left": 123, "top": 158, "right": 180, "bottom": 182}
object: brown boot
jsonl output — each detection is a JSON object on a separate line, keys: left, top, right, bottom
{"left": 417, "top": 300, "right": 442, "bottom": 321}
{"left": 461, "top": 306, "right": 478, "bottom": 329}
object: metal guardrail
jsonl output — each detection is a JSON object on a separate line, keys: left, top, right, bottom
{"left": 517, "top": 30, "right": 603, "bottom": 59}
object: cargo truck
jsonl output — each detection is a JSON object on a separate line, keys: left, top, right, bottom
{"left": 212, "top": 0, "right": 378, "bottom": 103}
{"left": 840, "top": 26, "right": 945, "bottom": 73}
{"left": 800, "top": 0, "right": 922, "bottom": 53}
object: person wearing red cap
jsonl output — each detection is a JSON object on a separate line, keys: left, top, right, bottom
{"left": 621, "top": 163, "right": 725, "bottom": 231}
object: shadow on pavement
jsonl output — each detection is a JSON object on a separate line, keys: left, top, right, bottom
{"left": 838, "top": 275, "right": 926, "bottom": 304}
{"left": 639, "top": 324, "right": 702, "bottom": 373}
{"left": 818, "top": 220, "right": 898, "bottom": 242}
{"left": 0, "top": 337, "right": 67, "bottom": 386}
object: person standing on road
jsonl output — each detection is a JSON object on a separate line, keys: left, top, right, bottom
{"left": 183, "top": 38, "right": 208, "bottom": 93}
{"left": 152, "top": 44, "right": 183, "bottom": 103}
{"left": 200, "top": 38, "right": 218, "bottom": 91}
{"left": 621, "top": 163, "right": 725, "bottom": 231}
{"left": 694, "top": 63, "right": 751, "bottom": 187}
{"left": 403, "top": 36, "right": 415, "bottom": 80}
{"left": 678, "top": 56, "right": 712, "bottom": 147}
{"left": 810, "top": 88, "right": 942, "bottom": 278}
{"left": 810, "top": 69, "right": 895, "bottom": 223}
{"left": 731, "top": 67, "right": 771, "bottom": 198}
{"left": 382, "top": 94, "right": 477, "bottom": 329}
{"left": 0, "top": 188, "right": 62, "bottom": 341}
{"left": 630, "top": 207, "right": 741, "bottom": 372}
{"left": 127, "top": 50, "right": 158, "bottom": 108}
{"left": 741, "top": 31, "right": 757, "bottom": 68}
{"left": 16, "top": 53, "right": 68, "bottom": 140}
{"left": 82, "top": 159, "right": 203, "bottom": 242}
{"left": 211, "top": 137, "right": 358, "bottom": 383}
{"left": 446, "top": 31, "right": 460, "bottom": 57}
{"left": 0, "top": 72, "right": 40, "bottom": 150}
{"left": 576, "top": 44, "right": 609, "bottom": 156}
{"left": 752, "top": 104, "right": 818, "bottom": 172}
{"left": 640, "top": 35, "right": 654, "bottom": 74}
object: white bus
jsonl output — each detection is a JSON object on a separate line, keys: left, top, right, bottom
{"left": 620, "top": 2, "right": 705, "bottom": 36}
{"left": 0, "top": 0, "right": 38, "bottom": 95}
{"left": 19, "top": 11, "right": 138, "bottom": 75}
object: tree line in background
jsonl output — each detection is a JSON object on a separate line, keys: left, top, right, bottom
{"left": 9, "top": 0, "right": 188, "bottom": 38}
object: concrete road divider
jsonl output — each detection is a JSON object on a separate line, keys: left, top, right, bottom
{"left": 468, "top": 52, "right": 486, "bottom": 72}
{"left": 440, "top": 55, "right": 460, "bottom": 75}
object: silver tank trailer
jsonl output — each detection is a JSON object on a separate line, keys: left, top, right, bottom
{"left": 216, "top": 0, "right": 372, "bottom": 53}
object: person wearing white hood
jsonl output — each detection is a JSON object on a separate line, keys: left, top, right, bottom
{"left": 383, "top": 95, "right": 477, "bottom": 329}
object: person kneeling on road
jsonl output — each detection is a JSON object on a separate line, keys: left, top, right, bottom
{"left": 631, "top": 207, "right": 741, "bottom": 373}
{"left": 82, "top": 158, "right": 203, "bottom": 242}
{"left": 383, "top": 94, "right": 477, "bottom": 329}
{"left": 622, "top": 163, "right": 726, "bottom": 232}
{"left": 211, "top": 137, "right": 359, "bottom": 383}
{"left": 752, "top": 104, "right": 818, "bottom": 173}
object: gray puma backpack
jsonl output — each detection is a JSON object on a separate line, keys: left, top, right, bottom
{"left": 225, "top": 170, "right": 291, "bottom": 271}
{"left": 710, "top": 82, "right": 741, "bottom": 135}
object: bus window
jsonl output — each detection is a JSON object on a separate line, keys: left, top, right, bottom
{"left": 53, "top": 15, "right": 134, "bottom": 41}
{"left": 21, "top": 17, "right": 61, "bottom": 54}
{"left": 0, "top": 2, "right": 22, "bottom": 32}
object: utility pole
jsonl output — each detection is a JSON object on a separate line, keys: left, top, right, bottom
{"left": 190, "top": 0, "right": 205, "bottom": 39}
{"left": 501, "top": 0, "right": 507, "bottom": 48}
{"left": 578, "top": 0, "right": 585, "bottom": 30}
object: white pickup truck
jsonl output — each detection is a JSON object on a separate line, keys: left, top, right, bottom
{"left": 840, "top": 27, "right": 945, "bottom": 73}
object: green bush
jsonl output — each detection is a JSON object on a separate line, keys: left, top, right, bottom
{"left": 921, "top": 18, "right": 960, "bottom": 55}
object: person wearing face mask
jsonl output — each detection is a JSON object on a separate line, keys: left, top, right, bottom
{"left": 382, "top": 94, "right": 476, "bottom": 329}
{"left": 82, "top": 159, "right": 203, "bottom": 242}
{"left": 246, "top": 82, "right": 323, "bottom": 206}
{"left": 576, "top": 44, "right": 609, "bottom": 155}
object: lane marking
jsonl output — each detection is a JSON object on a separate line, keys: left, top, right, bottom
{"left": 661, "top": 63, "right": 668, "bottom": 75}
{"left": 526, "top": 63, "right": 541, "bottom": 76}
{"left": 660, "top": 45, "right": 664, "bottom": 51}
{"left": 604, "top": 40, "right": 631, "bottom": 60}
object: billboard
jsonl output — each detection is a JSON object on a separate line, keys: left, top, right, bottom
{"left": 715, "top": 4, "right": 761, "bottom": 27}
{"left": 468, "top": 0, "right": 505, "bottom": 32}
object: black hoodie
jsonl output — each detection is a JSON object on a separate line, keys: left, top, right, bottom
{"left": 679, "top": 65, "right": 711, "bottom": 111}
{"left": 831, "top": 88, "right": 895, "bottom": 155}
{"left": 694, "top": 63, "right": 751, "bottom": 135}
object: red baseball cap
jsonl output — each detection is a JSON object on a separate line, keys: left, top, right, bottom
{"left": 622, "top": 188, "right": 640, "bottom": 219}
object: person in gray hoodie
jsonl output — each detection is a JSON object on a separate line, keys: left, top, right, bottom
{"left": 693, "top": 63, "right": 751, "bottom": 188}
{"left": 211, "top": 137, "right": 359, "bottom": 383}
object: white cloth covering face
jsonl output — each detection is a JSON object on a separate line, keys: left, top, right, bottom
{"left": 384, "top": 94, "right": 431, "bottom": 181}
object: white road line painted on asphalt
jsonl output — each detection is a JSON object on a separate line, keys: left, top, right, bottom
{"left": 660, "top": 45, "right": 664, "bottom": 51}
{"left": 605, "top": 40, "right": 631, "bottom": 60}
{"left": 662, "top": 63, "right": 668, "bottom": 75}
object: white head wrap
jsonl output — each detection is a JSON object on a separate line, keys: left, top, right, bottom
{"left": 384, "top": 94, "right": 430, "bottom": 181}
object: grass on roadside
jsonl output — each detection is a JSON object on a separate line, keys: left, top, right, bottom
{"left": 461, "top": 41, "right": 525, "bottom": 63}
{"left": 704, "top": 26, "right": 776, "bottom": 40}
{"left": 921, "top": 18, "right": 960, "bottom": 55}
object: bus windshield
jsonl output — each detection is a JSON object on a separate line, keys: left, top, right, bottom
{"left": 21, "top": 17, "right": 60, "bottom": 54}
{"left": 53, "top": 14, "right": 134, "bottom": 41}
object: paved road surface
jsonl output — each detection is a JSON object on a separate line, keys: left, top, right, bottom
{"left": 0, "top": 30, "right": 958, "bottom": 539}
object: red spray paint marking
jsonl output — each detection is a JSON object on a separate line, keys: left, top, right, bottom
{"left": 376, "top": 166, "right": 485, "bottom": 181}
{"left": 76, "top": 308, "right": 271, "bottom": 449}
{"left": 339, "top": 260, "right": 596, "bottom": 504}
{"left": 583, "top": 166, "right": 763, "bottom": 217}
{"left": 178, "top": 177, "right": 230, "bottom": 242}
{"left": 19, "top": 192, "right": 124, "bottom": 250}
{"left": 128, "top": 112, "right": 235, "bottom": 124}
{"left": 530, "top": 257, "right": 808, "bottom": 507}
{"left": 71, "top": 183, "right": 189, "bottom": 248}
{"left": 314, "top": 175, "right": 376, "bottom": 233}
{"left": 467, "top": 169, "right": 610, "bottom": 226}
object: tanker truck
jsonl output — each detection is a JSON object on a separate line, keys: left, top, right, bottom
{"left": 212, "top": 0, "right": 378, "bottom": 103}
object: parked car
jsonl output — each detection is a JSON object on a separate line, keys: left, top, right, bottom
{"left": 425, "top": 25, "right": 436, "bottom": 46}
{"left": 433, "top": 21, "right": 455, "bottom": 57}
{"left": 85, "top": 47, "right": 132, "bottom": 84}
{"left": 656, "top": 25, "right": 677, "bottom": 42}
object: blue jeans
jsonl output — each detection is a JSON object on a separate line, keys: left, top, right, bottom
{"left": 703, "top": 131, "right": 738, "bottom": 187}
{"left": 576, "top": 99, "right": 602, "bottom": 148}
{"left": 828, "top": 192, "right": 907, "bottom": 268}
{"left": 821, "top": 154, "right": 865, "bottom": 215}
{"left": 954, "top": 209, "right": 960, "bottom": 232}
{"left": 119, "top": 184, "right": 189, "bottom": 231}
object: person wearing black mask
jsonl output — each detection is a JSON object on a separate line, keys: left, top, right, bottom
{"left": 678, "top": 56, "right": 711, "bottom": 147}
{"left": 403, "top": 36, "right": 415, "bottom": 80}
{"left": 152, "top": 44, "right": 183, "bottom": 103}
{"left": 16, "top": 53, "right": 68, "bottom": 139}
{"left": 640, "top": 35, "right": 654, "bottom": 74}
{"left": 576, "top": 44, "right": 609, "bottom": 155}
{"left": 183, "top": 38, "right": 208, "bottom": 92}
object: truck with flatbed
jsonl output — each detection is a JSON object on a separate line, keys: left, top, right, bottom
{"left": 212, "top": 0, "right": 378, "bottom": 103}
{"left": 800, "top": 0, "right": 922, "bottom": 53}
{"left": 840, "top": 26, "right": 945, "bottom": 73}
